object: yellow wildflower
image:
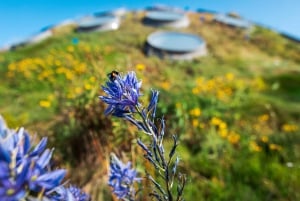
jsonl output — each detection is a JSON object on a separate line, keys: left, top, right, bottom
{"left": 219, "top": 122, "right": 227, "bottom": 130}
{"left": 160, "top": 81, "right": 170, "bottom": 90}
{"left": 192, "top": 87, "right": 200, "bottom": 94}
{"left": 225, "top": 73, "right": 234, "bottom": 81}
{"left": 269, "top": 144, "right": 282, "bottom": 151}
{"left": 84, "top": 83, "right": 93, "bottom": 90}
{"left": 260, "top": 136, "right": 269, "bottom": 143}
{"left": 210, "top": 117, "right": 222, "bottom": 126}
{"left": 135, "top": 63, "right": 146, "bottom": 71}
{"left": 219, "top": 129, "right": 228, "bottom": 138}
{"left": 258, "top": 114, "right": 269, "bottom": 122}
{"left": 39, "top": 100, "right": 51, "bottom": 108}
{"left": 192, "top": 119, "right": 199, "bottom": 127}
{"left": 196, "top": 77, "right": 204, "bottom": 85}
{"left": 227, "top": 132, "right": 240, "bottom": 145}
{"left": 249, "top": 141, "right": 262, "bottom": 152}
{"left": 282, "top": 124, "right": 298, "bottom": 132}
{"left": 75, "top": 87, "right": 82, "bottom": 95}
{"left": 189, "top": 108, "right": 201, "bottom": 117}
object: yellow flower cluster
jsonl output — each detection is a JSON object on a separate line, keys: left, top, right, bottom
{"left": 7, "top": 49, "right": 87, "bottom": 82}
{"left": 192, "top": 74, "right": 267, "bottom": 102}
{"left": 210, "top": 117, "right": 240, "bottom": 145}
{"left": 253, "top": 114, "right": 273, "bottom": 135}
{"left": 281, "top": 124, "right": 298, "bottom": 132}
{"left": 5, "top": 45, "right": 102, "bottom": 108}
{"left": 192, "top": 73, "right": 237, "bottom": 102}
{"left": 250, "top": 136, "right": 283, "bottom": 153}
{"left": 189, "top": 108, "right": 206, "bottom": 129}
{"left": 269, "top": 143, "right": 282, "bottom": 151}
{"left": 39, "top": 94, "right": 55, "bottom": 108}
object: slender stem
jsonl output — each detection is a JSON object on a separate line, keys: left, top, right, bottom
{"left": 135, "top": 105, "right": 173, "bottom": 201}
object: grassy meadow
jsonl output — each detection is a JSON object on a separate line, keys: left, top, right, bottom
{"left": 0, "top": 12, "right": 299, "bottom": 200}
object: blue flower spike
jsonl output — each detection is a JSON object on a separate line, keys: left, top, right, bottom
{"left": 100, "top": 71, "right": 187, "bottom": 201}
{"left": 108, "top": 153, "right": 140, "bottom": 200}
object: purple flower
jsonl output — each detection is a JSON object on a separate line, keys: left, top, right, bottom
{"left": 0, "top": 115, "right": 66, "bottom": 200}
{"left": 48, "top": 186, "right": 90, "bottom": 201}
{"left": 68, "top": 186, "right": 90, "bottom": 201}
{"left": 0, "top": 160, "right": 29, "bottom": 201}
{"left": 108, "top": 154, "right": 140, "bottom": 200}
{"left": 147, "top": 90, "right": 159, "bottom": 120}
{"left": 100, "top": 71, "right": 142, "bottom": 116}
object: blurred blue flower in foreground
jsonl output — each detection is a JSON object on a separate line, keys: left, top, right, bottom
{"left": 49, "top": 185, "right": 90, "bottom": 201}
{"left": 0, "top": 115, "right": 89, "bottom": 201}
{"left": 99, "top": 71, "right": 142, "bottom": 116}
{"left": 100, "top": 71, "right": 186, "bottom": 201}
{"left": 108, "top": 154, "right": 140, "bottom": 200}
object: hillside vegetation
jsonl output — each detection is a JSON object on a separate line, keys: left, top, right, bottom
{"left": 0, "top": 12, "right": 299, "bottom": 201}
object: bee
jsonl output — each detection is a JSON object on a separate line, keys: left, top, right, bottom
{"left": 107, "top": 70, "right": 119, "bottom": 81}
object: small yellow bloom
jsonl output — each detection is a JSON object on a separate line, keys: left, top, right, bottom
{"left": 56, "top": 67, "right": 66, "bottom": 74}
{"left": 84, "top": 83, "right": 93, "bottom": 90}
{"left": 189, "top": 108, "right": 201, "bottom": 117}
{"left": 260, "top": 136, "right": 269, "bottom": 143}
{"left": 135, "top": 63, "right": 146, "bottom": 71}
{"left": 196, "top": 77, "right": 204, "bottom": 85}
{"left": 269, "top": 144, "right": 282, "bottom": 151}
{"left": 192, "top": 87, "right": 200, "bottom": 94}
{"left": 225, "top": 73, "right": 234, "bottom": 81}
{"left": 249, "top": 141, "right": 262, "bottom": 152}
{"left": 210, "top": 117, "right": 222, "bottom": 126}
{"left": 219, "top": 122, "right": 227, "bottom": 130}
{"left": 160, "top": 81, "right": 170, "bottom": 90}
{"left": 219, "top": 129, "right": 228, "bottom": 138}
{"left": 192, "top": 119, "right": 199, "bottom": 127}
{"left": 75, "top": 87, "right": 82, "bottom": 94}
{"left": 227, "top": 132, "right": 240, "bottom": 145}
{"left": 39, "top": 100, "right": 51, "bottom": 108}
{"left": 65, "top": 71, "right": 74, "bottom": 80}
{"left": 258, "top": 114, "right": 269, "bottom": 122}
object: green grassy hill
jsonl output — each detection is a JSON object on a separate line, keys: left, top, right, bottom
{"left": 0, "top": 12, "right": 299, "bottom": 201}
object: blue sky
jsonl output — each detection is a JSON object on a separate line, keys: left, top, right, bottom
{"left": 0, "top": 0, "right": 299, "bottom": 47}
